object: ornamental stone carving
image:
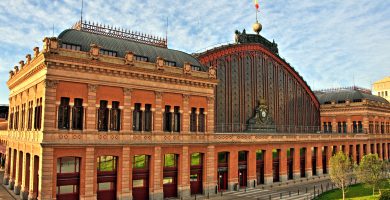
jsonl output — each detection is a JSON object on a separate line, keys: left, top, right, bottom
{"left": 19, "top": 60, "right": 25, "bottom": 69}
{"left": 124, "top": 51, "right": 134, "bottom": 65}
{"left": 33, "top": 47, "right": 40, "bottom": 58}
{"left": 183, "top": 62, "right": 191, "bottom": 75}
{"left": 89, "top": 44, "right": 100, "bottom": 60}
{"left": 9, "top": 71, "right": 14, "bottom": 78}
{"left": 43, "top": 37, "right": 59, "bottom": 53}
{"left": 208, "top": 65, "right": 217, "bottom": 79}
{"left": 183, "top": 94, "right": 189, "bottom": 101}
{"left": 155, "top": 91, "right": 162, "bottom": 99}
{"left": 156, "top": 57, "right": 164, "bottom": 70}
{"left": 44, "top": 79, "right": 59, "bottom": 89}
{"left": 88, "top": 84, "right": 98, "bottom": 93}
{"left": 123, "top": 88, "right": 132, "bottom": 96}
{"left": 207, "top": 96, "right": 215, "bottom": 104}
{"left": 14, "top": 66, "right": 19, "bottom": 73}
{"left": 26, "top": 54, "right": 31, "bottom": 64}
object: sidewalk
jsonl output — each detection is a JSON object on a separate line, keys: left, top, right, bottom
{"left": 0, "top": 169, "right": 17, "bottom": 200}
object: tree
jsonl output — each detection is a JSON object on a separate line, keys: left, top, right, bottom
{"left": 356, "top": 154, "right": 386, "bottom": 196}
{"left": 329, "top": 151, "right": 354, "bottom": 200}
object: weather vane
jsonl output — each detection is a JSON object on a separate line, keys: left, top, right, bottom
{"left": 253, "top": 0, "right": 262, "bottom": 34}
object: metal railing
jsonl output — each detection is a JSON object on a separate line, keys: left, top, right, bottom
{"left": 215, "top": 123, "right": 368, "bottom": 134}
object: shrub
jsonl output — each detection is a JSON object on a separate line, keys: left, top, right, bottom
{"left": 379, "top": 190, "right": 390, "bottom": 200}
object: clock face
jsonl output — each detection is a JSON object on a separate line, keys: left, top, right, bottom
{"left": 261, "top": 110, "right": 266, "bottom": 117}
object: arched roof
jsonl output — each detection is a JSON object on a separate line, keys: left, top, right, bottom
{"left": 58, "top": 29, "right": 206, "bottom": 71}
{"left": 315, "top": 89, "right": 389, "bottom": 104}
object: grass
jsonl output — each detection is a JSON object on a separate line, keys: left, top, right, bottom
{"left": 315, "top": 179, "right": 390, "bottom": 200}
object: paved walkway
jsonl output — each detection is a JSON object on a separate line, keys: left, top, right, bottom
{"left": 0, "top": 170, "right": 17, "bottom": 200}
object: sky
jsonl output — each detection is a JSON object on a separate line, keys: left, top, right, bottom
{"left": 0, "top": 0, "right": 389, "bottom": 104}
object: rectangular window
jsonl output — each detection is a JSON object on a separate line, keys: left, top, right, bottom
{"left": 72, "top": 98, "right": 83, "bottom": 130}
{"left": 164, "top": 60, "right": 176, "bottom": 67}
{"left": 190, "top": 108, "right": 197, "bottom": 132}
{"left": 135, "top": 55, "right": 148, "bottom": 62}
{"left": 110, "top": 101, "right": 120, "bottom": 131}
{"left": 218, "top": 152, "right": 228, "bottom": 163}
{"left": 173, "top": 106, "right": 180, "bottom": 132}
{"left": 163, "top": 177, "right": 174, "bottom": 184}
{"left": 100, "top": 49, "right": 117, "bottom": 57}
{"left": 337, "top": 122, "right": 342, "bottom": 133}
{"left": 27, "top": 101, "right": 33, "bottom": 130}
{"left": 323, "top": 122, "right": 327, "bottom": 133}
{"left": 358, "top": 121, "right": 363, "bottom": 133}
{"left": 132, "top": 179, "right": 144, "bottom": 188}
{"left": 97, "top": 156, "right": 117, "bottom": 172}
{"left": 133, "top": 103, "right": 142, "bottom": 131}
{"left": 191, "top": 65, "right": 201, "bottom": 71}
{"left": 256, "top": 150, "right": 263, "bottom": 161}
{"left": 164, "top": 154, "right": 177, "bottom": 167}
{"left": 34, "top": 98, "right": 42, "bottom": 130}
{"left": 239, "top": 151, "right": 247, "bottom": 161}
{"left": 342, "top": 121, "right": 347, "bottom": 133}
{"left": 190, "top": 153, "right": 201, "bottom": 166}
{"left": 58, "top": 97, "right": 70, "bottom": 129}
{"left": 144, "top": 104, "right": 152, "bottom": 132}
{"left": 133, "top": 155, "right": 148, "bottom": 169}
{"left": 14, "top": 106, "right": 19, "bottom": 130}
{"left": 369, "top": 121, "right": 374, "bottom": 134}
{"left": 98, "top": 100, "right": 109, "bottom": 131}
{"left": 61, "top": 43, "right": 81, "bottom": 51}
{"left": 163, "top": 105, "right": 172, "bottom": 132}
{"left": 57, "top": 185, "right": 78, "bottom": 195}
{"left": 328, "top": 122, "right": 332, "bottom": 133}
{"left": 198, "top": 108, "right": 205, "bottom": 132}
{"left": 353, "top": 121, "right": 357, "bottom": 133}
{"left": 57, "top": 157, "right": 80, "bottom": 174}
{"left": 9, "top": 108, "right": 13, "bottom": 130}
{"left": 21, "top": 104, "right": 26, "bottom": 130}
{"left": 98, "top": 182, "right": 115, "bottom": 191}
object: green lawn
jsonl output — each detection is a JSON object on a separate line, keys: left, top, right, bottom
{"left": 315, "top": 179, "right": 390, "bottom": 200}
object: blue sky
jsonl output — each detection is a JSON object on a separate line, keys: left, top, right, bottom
{"left": 0, "top": 0, "right": 389, "bottom": 104}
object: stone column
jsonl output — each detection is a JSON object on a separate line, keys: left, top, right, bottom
{"left": 123, "top": 88, "right": 132, "bottom": 132}
{"left": 39, "top": 148, "right": 54, "bottom": 200}
{"left": 86, "top": 84, "right": 97, "bottom": 131}
{"left": 9, "top": 149, "right": 15, "bottom": 190}
{"left": 293, "top": 146, "right": 300, "bottom": 179}
{"left": 305, "top": 147, "right": 312, "bottom": 178}
{"left": 182, "top": 95, "right": 190, "bottom": 133}
{"left": 332, "top": 117, "right": 337, "bottom": 133}
{"left": 280, "top": 148, "right": 288, "bottom": 182}
{"left": 14, "top": 151, "right": 22, "bottom": 194}
{"left": 351, "top": 144, "right": 357, "bottom": 162}
{"left": 180, "top": 146, "right": 190, "bottom": 198}
{"left": 363, "top": 116, "right": 369, "bottom": 134}
{"left": 3, "top": 148, "right": 10, "bottom": 185}
{"left": 206, "top": 97, "right": 215, "bottom": 134}
{"left": 204, "top": 145, "right": 216, "bottom": 196}
{"left": 228, "top": 150, "right": 238, "bottom": 190}
{"left": 153, "top": 146, "right": 163, "bottom": 200}
{"left": 384, "top": 143, "right": 389, "bottom": 161}
{"left": 83, "top": 147, "right": 96, "bottom": 199}
{"left": 247, "top": 149, "right": 257, "bottom": 187}
{"left": 316, "top": 147, "right": 323, "bottom": 175}
{"left": 20, "top": 152, "right": 29, "bottom": 200}
{"left": 28, "top": 155, "right": 38, "bottom": 200}
{"left": 154, "top": 92, "right": 162, "bottom": 133}
{"left": 120, "top": 147, "right": 131, "bottom": 200}
{"left": 264, "top": 148, "right": 273, "bottom": 184}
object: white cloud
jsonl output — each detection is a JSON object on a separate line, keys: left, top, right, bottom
{"left": 0, "top": 0, "right": 389, "bottom": 103}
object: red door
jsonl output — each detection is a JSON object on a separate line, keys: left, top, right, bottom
{"left": 190, "top": 167, "right": 203, "bottom": 195}
{"left": 238, "top": 168, "right": 247, "bottom": 188}
{"left": 218, "top": 170, "right": 228, "bottom": 191}
{"left": 163, "top": 168, "right": 178, "bottom": 198}
{"left": 132, "top": 169, "right": 149, "bottom": 200}
{"left": 256, "top": 160, "right": 264, "bottom": 184}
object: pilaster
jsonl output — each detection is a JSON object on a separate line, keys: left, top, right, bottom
{"left": 123, "top": 88, "right": 132, "bottom": 132}
{"left": 316, "top": 146, "right": 323, "bottom": 176}
{"left": 152, "top": 146, "right": 163, "bottom": 200}
{"left": 264, "top": 148, "right": 273, "bottom": 184}
{"left": 83, "top": 147, "right": 96, "bottom": 199}
{"left": 204, "top": 145, "right": 216, "bottom": 196}
{"left": 86, "top": 84, "right": 97, "bottom": 131}
{"left": 120, "top": 147, "right": 131, "bottom": 200}
{"left": 182, "top": 95, "right": 190, "bottom": 133}
{"left": 38, "top": 148, "right": 54, "bottom": 200}
{"left": 180, "top": 146, "right": 190, "bottom": 198}
{"left": 293, "top": 146, "right": 300, "bottom": 179}
{"left": 206, "top": 97, "right": 214, "bottom": 134}
{"left": 280, "top": 148, "right": 288, "bottom": 182}
{"left": 154, "top": 92, "right": 162, "bottom": 133}
{"left": 247, "top": 149, "right": 257, "bottom": 187}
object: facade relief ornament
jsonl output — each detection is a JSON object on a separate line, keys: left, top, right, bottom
{"left": 33, "top": 47, "right": 40, "bottom": 58}
{"left": 183, "top": 62, "right": 191, "bottom": 75}
{"left": 26, "top": 54, "right": 32, "bottom": 64}
{"left": 207, "top": 96, "right": 215, "bottom": 104}
{"left": 156, "top": 57, "right": 164, "bottom": 70}
{"left": 246, "top": 98, "right": 275, "bottom": 132}
{"left": 43, "top": 37, "right": 59, "bottom": 53}
{"left": 89, "top": 44, "right": 100, "bottom": 60}
{"left": 208, "top": 65, "right": 217, "bottom": 79}
{"left": 19, "top": 61, "right": 25, "bottom": 69}
{"left": 155, "top": 91, "right": 162, "bottom": 99}
{"left": 183, "top": 94, "right": 190, "bottom": 101}
{"left": 9, "top": 71, "right": 14, "bottom": 78}
{"left": 88, "top": 84, "right": 98, "bottom": 93}
{"left": 124, "top": 51, "right": 134, "bottom": 65}
{"left": 123, "top": 88, "right": 132, "bottom": 96}
{"left": 14, "top": 66, "right": 19, "bottom": 73}
{"left": 44, "top": 79, "right": 59, "bottom": 89}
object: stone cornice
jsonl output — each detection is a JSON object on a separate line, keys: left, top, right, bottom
{"left": 45, "top": 54, "right": 217, "bottom": 89}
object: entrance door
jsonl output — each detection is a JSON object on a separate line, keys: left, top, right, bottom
{"left": 163, "top": 154, "right": 178, "bottom": 198}
{"left": 322, "top": 147, "right": 327, "bottom": 174}
{"left": 133, "top": 155, "right": 149, "bottom": 200}
{"left": 312, "top": 148, "right": 317, "bottom": 176}
{"left": 190, "top": 168, "right": 202, "bottom": 195}
{"left": 97, "top": 156, "right": 117, "bottom": 200}
{"left": 238, "top": 168, "right": 247, "bottom": 187}
{"left": 218, "top": 170, "right": 228, "bottom": 191}
{"left": 190, "top": 152, "right": 203, "bottom": 195}
{"left": 238, "top": 151, "right": 247, "bottom": 188}
{"left": 300, "top": 148, "right": 306, "bottom": 177}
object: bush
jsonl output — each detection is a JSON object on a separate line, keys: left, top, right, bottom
{"left": 379, "top": 190, "right": 390, "bottom": 200}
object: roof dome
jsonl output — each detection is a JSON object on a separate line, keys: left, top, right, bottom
{"left": 315, "top": 88, "right": 389, "bottom": 104}
{"left": 58, "top": 29, "right": 207, "bottom": 71}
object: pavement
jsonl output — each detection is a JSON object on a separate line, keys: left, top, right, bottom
{"left": 0, "top": 170, "right": 17, "bottom": 200}
{"left": 209, "top": 177, "right": 337, "bottom": 200}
